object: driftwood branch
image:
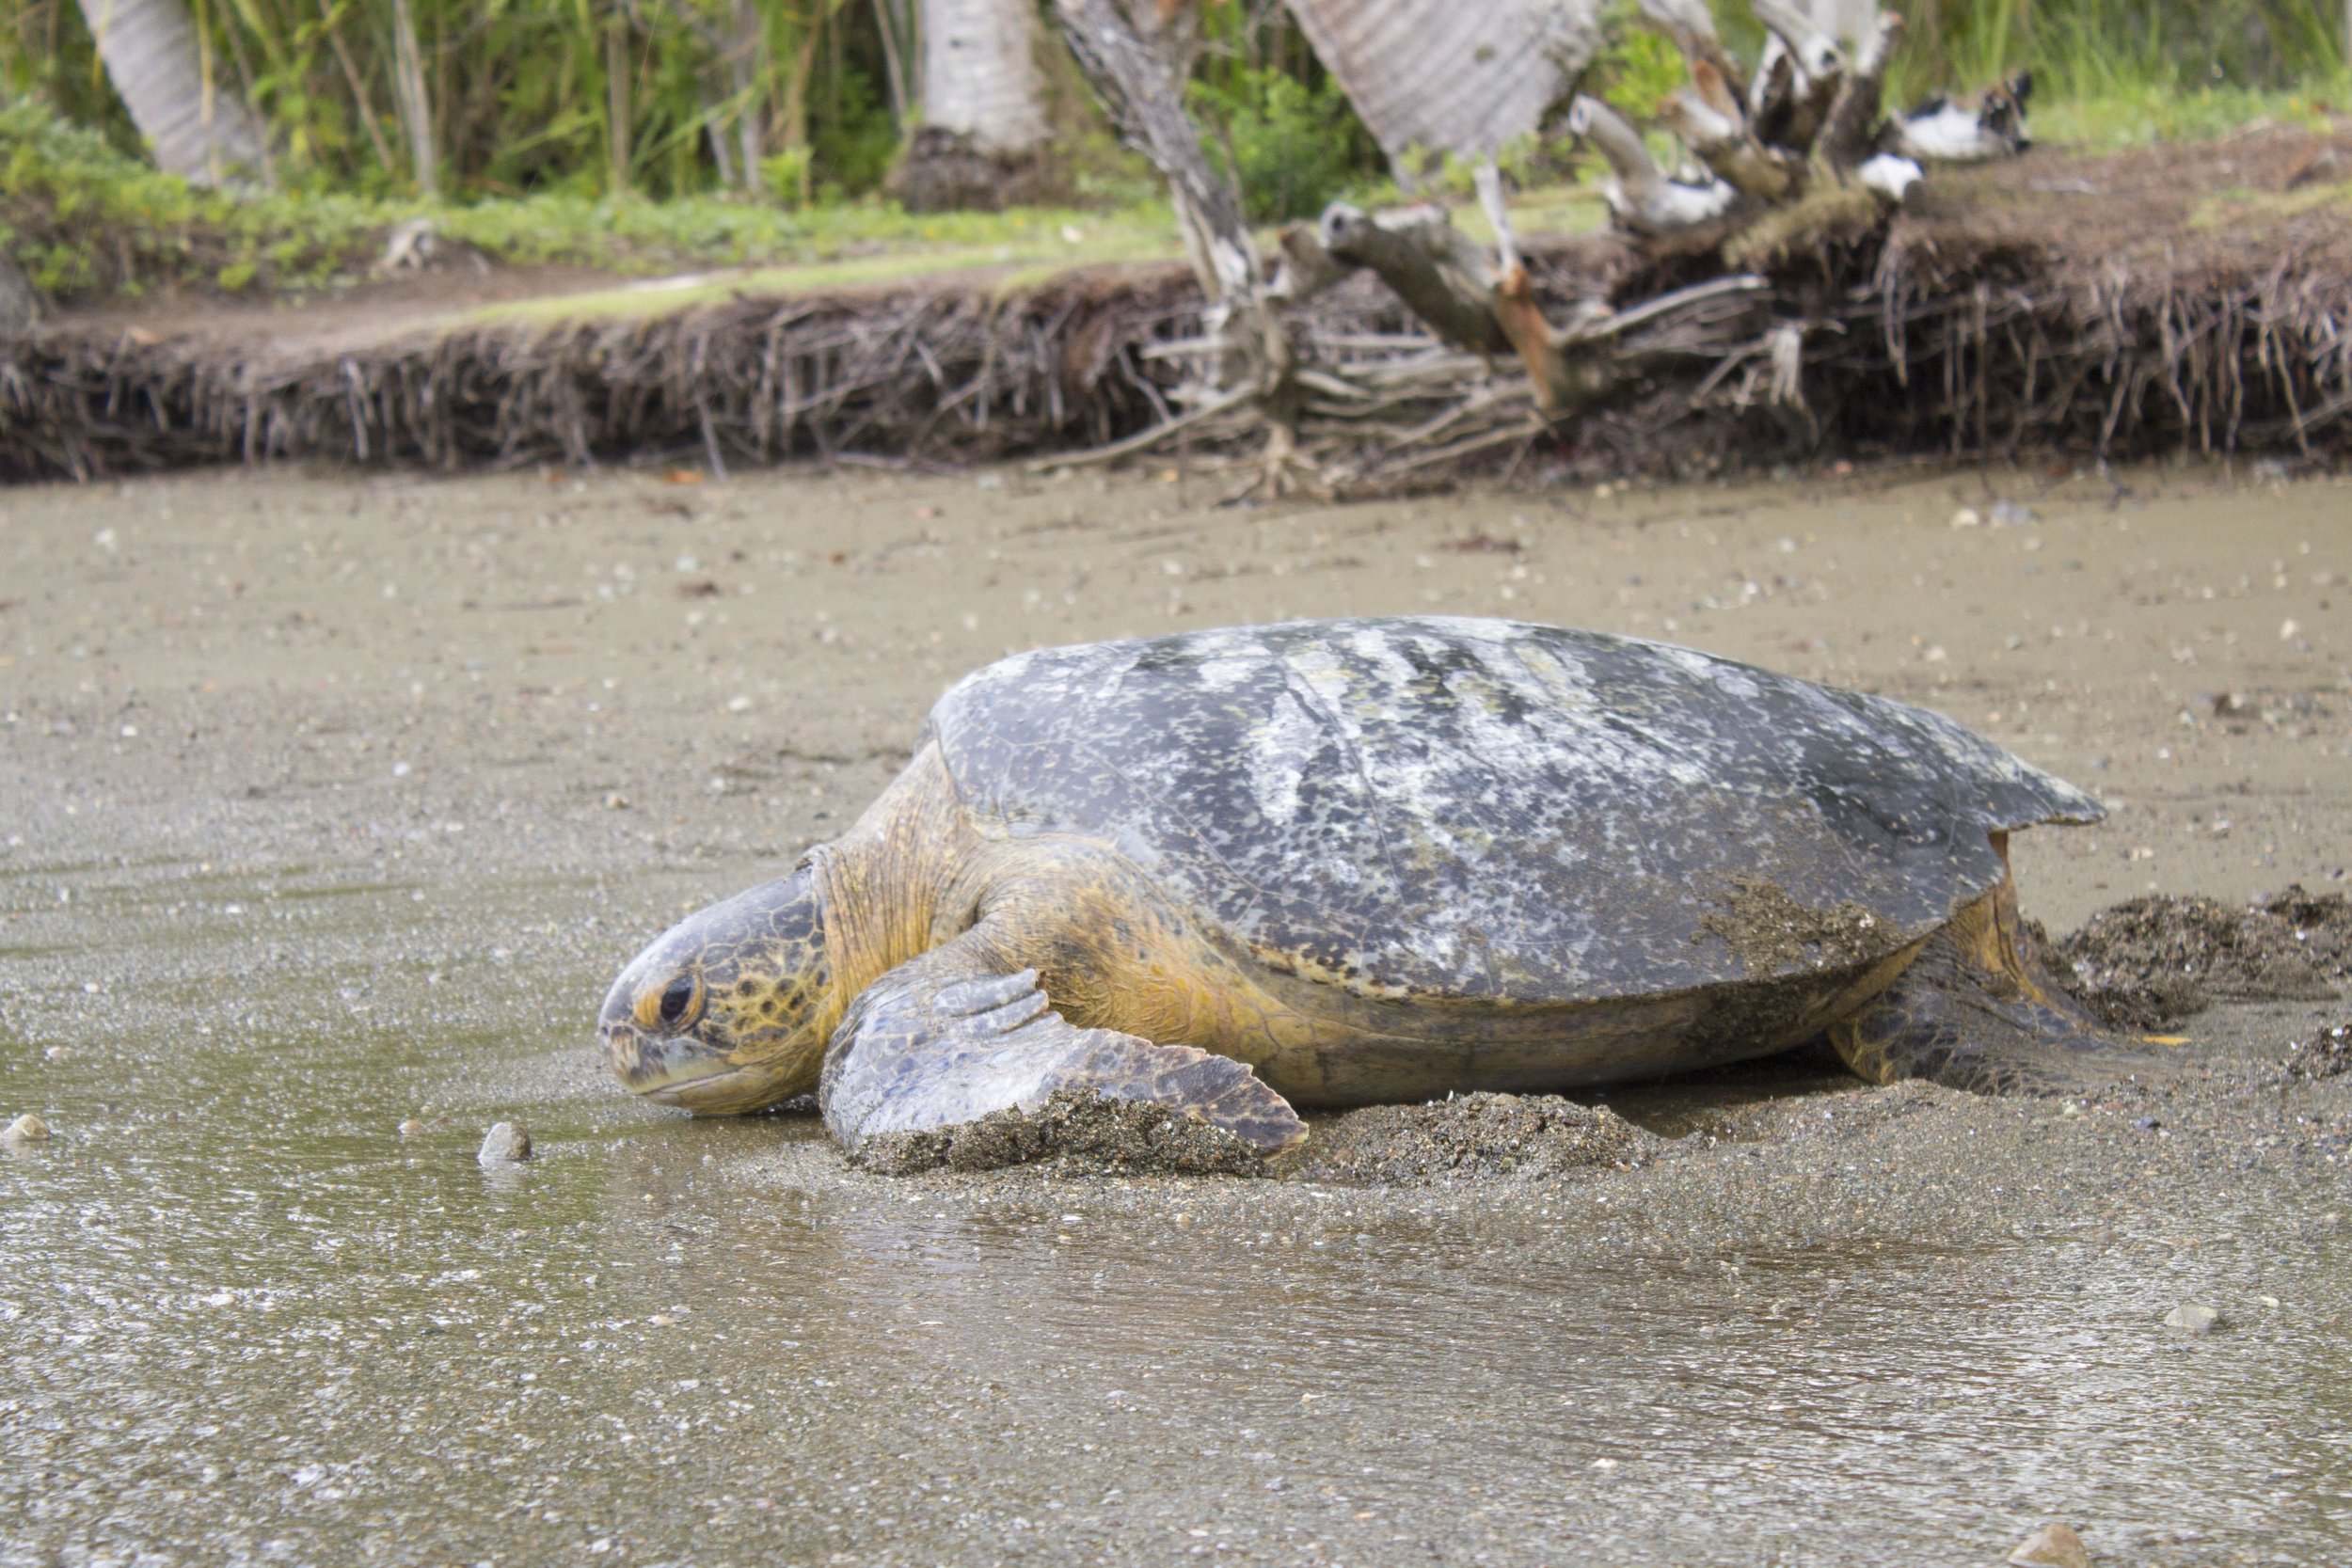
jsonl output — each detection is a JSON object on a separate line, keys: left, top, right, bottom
{"left": 1048, "top": 0, "right": 1301, "bottom": 487}
{"left": 1320, "top": 204, "right": 1508, "bottom": 356}
{"left": 1018, "top": 0, "right": 2027, "bottom": 491}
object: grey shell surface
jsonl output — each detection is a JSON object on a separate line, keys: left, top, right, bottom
{"left": 927, "top": 617, "right": 2102, "bottom": 1005}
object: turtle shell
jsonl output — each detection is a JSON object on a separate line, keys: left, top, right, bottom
{"left": 926, "top": 617, "right": 2101, "bottom": 1004}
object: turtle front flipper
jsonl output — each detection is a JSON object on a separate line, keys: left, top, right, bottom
{"left": 818, "top": 945, "right": 1305, "bottom": 1169}
{"left": 1828, "top": 871, "right": 2163, "bottom": 1096}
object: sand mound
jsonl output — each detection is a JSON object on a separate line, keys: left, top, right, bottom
{"left": 2054, "top": 887, "right": 2349, "bottom": 1029}
{"left": 1281, "top": 1093, "right": 1661, "bottom": 1186}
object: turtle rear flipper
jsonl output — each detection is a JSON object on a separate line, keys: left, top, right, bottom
{"left": 820, "top": 949, "right": 1304, "bottom": 1169}
{"left": 1829, "top": 874, "right": 2168, "bottom": 1096}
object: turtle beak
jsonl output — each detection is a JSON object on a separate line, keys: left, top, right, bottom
{"left": 598, "top": 964, "right": 764, "bottom": 1112}
{"left": 596, "top": 867, "right": 831, "bottom": 1115}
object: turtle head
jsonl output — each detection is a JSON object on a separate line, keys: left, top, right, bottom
{"left": 600, "top": 863, "right": 832, "bottom": 1114}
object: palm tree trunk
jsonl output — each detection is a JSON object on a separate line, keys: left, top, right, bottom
{"left": 72, "top": 0, "right": 271, "bottom": 187}
{"left": 890, "top": 0, "right": 1053, "bottom": 210}
{"left": 919, "top": 0, "right": 1047, "bottom": 150}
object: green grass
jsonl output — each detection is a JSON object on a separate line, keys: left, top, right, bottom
{"left": 1880, "top": 0, "right": 2350, "bottom": 151}
{"left": 467, "top": 213, "right": 1188, "bottom": 324}
{"left": 0, "top": 99, "right": 1175, "bottom": 308}
{"left": 2027, "top": 83, "right": 2347, "bottom": 151}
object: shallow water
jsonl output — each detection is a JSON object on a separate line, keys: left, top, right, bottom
{"left": 5, "top": 857, "right": 2346, "bottom": 1568}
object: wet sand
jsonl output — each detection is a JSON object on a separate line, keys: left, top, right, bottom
{"left": 2, "top": 458, "right": 2348, "bottom": 1565}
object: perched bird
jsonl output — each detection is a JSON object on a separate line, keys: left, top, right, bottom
{"left": 1887, "top": 71, "right": 2034, "bottom": 163}
{"left": 1858, "top": 152, "right": 1925, "bottom": 204}
{"left": 1568, "top": 96, "right": 1737, "bottom": 237}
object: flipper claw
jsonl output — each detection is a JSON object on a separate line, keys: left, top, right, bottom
{"left": 935, "top": 968, "right": 1042, "bottom": 1016}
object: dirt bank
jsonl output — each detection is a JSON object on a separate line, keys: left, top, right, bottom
{"left": 8, "top": 125, "right": 2352, "bottom": 483}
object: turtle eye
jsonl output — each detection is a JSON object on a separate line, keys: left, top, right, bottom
{"left": 642, "top": 972, "right": 705, "bottom": 1033}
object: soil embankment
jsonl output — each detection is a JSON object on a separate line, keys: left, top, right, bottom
{"left": 8, "top": 126, "right": 2352, "bottom": 483}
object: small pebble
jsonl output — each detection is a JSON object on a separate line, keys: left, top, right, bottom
{"left": 1950, "top": 506, "right": 1983, "bottom": 529}
{"left": 477, "top": 1122, "right": 532, "bottom": 1165}
{"left": 3, "top": 1113, "right": 53, "bottom": 1148}
{"left": 2007, "top": 1522, "right": 2091, "bottom": 1568}
{"left": 398, "top": 1119, "right": 425, "bottom": 1137}
{"left": 2164, "top": 1302, "right": 2221, "bottom": 1337}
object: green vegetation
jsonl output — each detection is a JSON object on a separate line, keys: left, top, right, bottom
{"left": 1188, "top": 67, "right": 1374, "bottom": 224}
{"left": 1590, "top": 1, "right": 1692, "bottom": 124}
{"left": 1883, "top": 0, "right": 2348, "bottom": 143}
{"left": 0, "top": 98, "right": 1177, "bottom": 305}
{"left": 0, "top": 0, "right": 907, "bottom": 203}
{"left": 5, "top": 0, "right": 2348, "bottom": 313}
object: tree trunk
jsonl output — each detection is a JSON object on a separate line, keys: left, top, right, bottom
{"left": 920, "top": 0, "right": 1048, "bottom": 150}
{"left": 72, "top": 0, "right": 271, "bottom": 187}
{"left": 0, "top": 248, "right": 44, "bottom": 334}
{"left": 387, "top": 0, "right": 437, "bottom": 198}
{"left": 1807, "top": 0, "right": 1882, "bottom": 46}
{"left": 606, "top": 12, "right": 632, "bottom": 197}
{"left": 889, "top": 0, "right": 1055, "bottom": 211}
{"left": 869, "top": 0, "right": 920, "bottom": 125}
{"left": 1284, "top": 0, "right": 1598, "bottom": 179}
{"left": 1047, "top": 0, "right": 1298, "bottom": 476}
{"left": 728, "top": 0, "right": 770, "bottom": 192}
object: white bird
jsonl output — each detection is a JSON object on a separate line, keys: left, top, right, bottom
{"left": 1858, "top": 152, "right": 1924, "bottom": 203}
{"left": 1568, "top": 96, "right": 1737, "bottom": 237}
{"left": 1888, "top": 72, "right": 2034, "bottom": 164}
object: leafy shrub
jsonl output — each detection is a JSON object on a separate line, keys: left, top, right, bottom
{"left": 760, "top": 149, "right": 814, "bottom": 208}
{"left": 0, "top": 101, "right": 376, "bottom": 299}
{"left": 1188, "top": 66, "right": 1378, "bottom": 223}
{"left": 1589, "top": 1, "right": 1690, "bottom": 122}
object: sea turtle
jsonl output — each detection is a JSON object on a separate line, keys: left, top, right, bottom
{"left": 601, "top": 616, "right": 2130, "bottom": 1161}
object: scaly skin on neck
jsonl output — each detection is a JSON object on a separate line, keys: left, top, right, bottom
{"left": 809, "top": 742, "right": 983, "bottom": 1033}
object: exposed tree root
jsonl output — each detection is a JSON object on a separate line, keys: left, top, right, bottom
{"left": 5, "top": 132, "right": 2352, "bottom": 487}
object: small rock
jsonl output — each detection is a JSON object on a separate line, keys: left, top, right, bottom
{"left": 477, "top": 1122, "right": 532, "bottom": 1165}
{"left": 398, "top": 1119, "right": 425, "bottom": 1137}
{"left": 2007, "top": 1522, "right": 2091, "bottom": 1568}
{"left": 2, "top": 1113, "right": 53, "bottom": 1148}
{"left": 1950, "top": 506, "right": 1983, "bottom": 529}
{"left": 2164, "top": 1302, "right": 2221, "bottom": 1336}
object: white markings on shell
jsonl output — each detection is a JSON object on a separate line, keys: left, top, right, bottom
{"left": 927, "top": 617, "right": 2103, "bottom": 1004}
